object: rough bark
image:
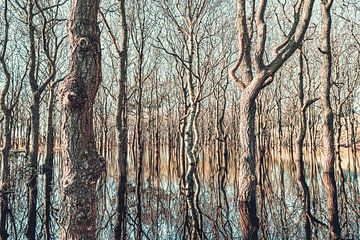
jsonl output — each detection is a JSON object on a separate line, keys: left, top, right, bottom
{"left": 114, "top": 1, "right": 128, "bottom": 239}
{"left": 230, "top": 1, "right": 315, "bottom": 239}
{"left": 320, "top": 0, "right": 341, "bottom": 239}
{"left": 238, "top": 92, "right": 258, "bottom": 240}
{"left": 58, "top": 0, "right": 105, "bottom": 239}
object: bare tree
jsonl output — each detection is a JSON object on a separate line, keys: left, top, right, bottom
{"left": 294, "top": 48, "right": 319, "bottom": 240}
{"left": 0, "top": 1, "right": 24, "bottom": 238}
{"left": 230, "top": 0, "right": 315, "bottom": 238}
{"left": 100, "top": 0, "right": 130, "bottom": 238}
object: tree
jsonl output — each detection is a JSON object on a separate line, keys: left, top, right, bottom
{"left": 0, "top": 1, "right": 25, "bottom": 238}
{"left": 294, "top": 48, "right": 319, "bottom": 240}
{"left": 319, "top": 0, "right": 341, "bottom": 239}
{"left": 230, "top": 0, "right": 315, "bottom": 238}
{"left": 113, "top": 1, "right": 129, "bottom": 239}
{"left": 58, "top": 0, "right": 105, "bottom": 239}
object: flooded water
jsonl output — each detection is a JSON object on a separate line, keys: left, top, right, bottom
{"left": 4, "top": 150, "right": 360, "bottom": 239}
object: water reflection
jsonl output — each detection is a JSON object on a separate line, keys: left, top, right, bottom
{"left": 3, "top": 150, "right": 360, "bottom": 239}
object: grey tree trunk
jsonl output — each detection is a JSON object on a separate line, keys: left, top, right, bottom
{"left": 26, "top": 1, "right": 39, "bottom": 238}
{"left": 58, "top": 0, "right": 105, "bottom": 239}
{"left": 114, "top": 0, "right": 128, "bottom": 239}
{"left": 43, "top": 86, "right": 55, "bottom": 240}
{"left": 294, "top": 50, "right": 311, "bottom": 240}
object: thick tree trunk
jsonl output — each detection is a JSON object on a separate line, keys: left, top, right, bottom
{"left": 58, "top": 0, "right": 105, "bottom": 239}
{"left": 238, "top": 91, "right": 259, "bottom": 240}
{"left": 114, "top": 0, "right": 128, "bottom": 239}
{"left": 320, "top": 1, "right": 341, "bottom": 239}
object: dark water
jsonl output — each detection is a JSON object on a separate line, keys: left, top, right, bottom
{"left": 5, "top": 151, "right": 360, "bottom": 239}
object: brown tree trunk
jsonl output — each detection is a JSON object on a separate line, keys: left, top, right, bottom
{"left": 238, "top": 91, "right": 259, "bottom": 240}
{"left": 230, "top": 1, "right": 314, "bottom": 238}
{"left": 58, "top": 0, "right": 105, "bottom": 239}
{"left": 320, "top": 1, "right": 341, "bottom": 239}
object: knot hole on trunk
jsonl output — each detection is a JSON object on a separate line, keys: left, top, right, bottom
{"left": 78, "top": 37, "right": 89, "bottom": 50}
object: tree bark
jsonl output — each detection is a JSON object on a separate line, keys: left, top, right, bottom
{"left": 294, "top": 49, "right": 311, "bottom": 240}
{"left": 26, "top": 1, "right": 39, "bottom": 238}
{"left": 59, "top": 0, "right": 105, "bottom": 239}
{"left": 43, "top": 85, "right": 55, "bottom": 240}
{"left": 230, "top": 1, "right": 315, "bottom": 238}
{"left": 114, "top": 0, "right": 128, "bottom": 239}
{"left": 238, "top": 91, "right": 258, "bottom": 240}
{"left": 320, "top": 1, "right": 341, "bottom": 239}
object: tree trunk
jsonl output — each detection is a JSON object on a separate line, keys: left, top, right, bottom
{"left": 58, "top": 0, "right": 105, "bottom": 239}
{"left": 0, "top": 111, "right": 11, "bottom": 240}
{"left": 26, "top": 94, "right": 40, "bottom": 240}
{"left": 185, "top": 102, "right": 201, "bottom": 240}
{"left": 238, "top": 90, "right": 259, "bottom": 240}
{"left": 26, "top": 1, "right": 39, "bottom": 238}
{"left": 294, "top": 49, "right": 311, "bottom": 240}
{"left": 114, "top": 0, "right": 128, "bottom": 239}
{"left": 320, "top": 1, "right": 341, "bottom": 239}
{"left": 0, "top": 1, "right": 11, "bottom": 237}
{"left": 43, "top": 86, "right": 55, "bottom": 240}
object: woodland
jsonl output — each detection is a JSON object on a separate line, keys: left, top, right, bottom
{"left": 0, "top": 0, "right": 359, "bottom": 239}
